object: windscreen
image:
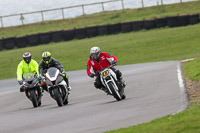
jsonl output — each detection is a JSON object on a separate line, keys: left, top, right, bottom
{"left": 23, "top": 72, "right": 35, "bottom": 81}
{"left": 47, "top": 67, "right": 58, "bottom": 78}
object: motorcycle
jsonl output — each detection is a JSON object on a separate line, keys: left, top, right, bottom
{"left": 99, "top": 64, "right": 126, "bottom": 101}
{"left": 45, "top": 67, "right": 69, "bottom": 107}
{"left": 22, "top": 72, "right": 42, "bottom": 108}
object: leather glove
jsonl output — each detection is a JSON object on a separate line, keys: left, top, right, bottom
{"left": 20, "top": 85, "right": 25, "bottom": 92}
{"left": 110, "top": 60, "right": 117, "bottom": 65}
{"left": 62, "top": 71, "right": 68, "bottom": 79}
{"left": 39, "top": 75, "right": 46, "bottom": 82}
{"left": 89, "top": 73, "right": 95, "bottom": 78}
{"left": 18, "top": 80, "right": 23, "bottom": 85}
{"left": 38, "top": 76, "right": 42, "bottom": 81}
{"left": 42, "top": 76, "right": 46, "bottom": 82}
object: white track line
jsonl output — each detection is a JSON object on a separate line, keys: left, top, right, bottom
{"left": 174, "top": 62, "right": 189, "bottom": 114}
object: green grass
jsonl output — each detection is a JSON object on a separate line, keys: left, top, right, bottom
{"left": 0, "top": 1, "right": 200, "bottom": 38}
{"left": 182, "top": 58, "right": 200, "bottom": 81}
{"left": 1, "top": 23, "right": 200, "bottom": 80}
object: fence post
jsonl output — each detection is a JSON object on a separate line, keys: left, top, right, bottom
{"left": 121, "top": 0, "right": 125, "bottom": 10}
{"left": 102, "top": 2, "right": 105, "bottom": 11}
{"left": 20, "top": 14, "right": 24, "bottom": 25}
{"left": 141, "top": 0, "right": 144, "bottom": 8}
{"left": 62, "top": 8, "right": 65, "bottom": 19}
{"left": 41, "top": 11, "right": 44, "bottom": 22}
{"left": 161, "top": 0, "right": 163, "bottom": 5}
{"left": 82, "top": 5, "right": 85, "bottom": 15}
{"left": 0, "top": 17, "right": 3, "bottom": 28}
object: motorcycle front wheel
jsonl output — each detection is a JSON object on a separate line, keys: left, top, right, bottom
{"left": 53, "top": 87, "right": 63, "bottom": 107}
{"left": 108, "top": 82, "right": 121, "bottom": 101}
{"left": 30, "top": 90, "right": 38, "bottom": 108}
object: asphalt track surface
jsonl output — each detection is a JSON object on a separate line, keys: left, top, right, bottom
{"left": 0, "top": 61, "right": 188, "bottom": 133}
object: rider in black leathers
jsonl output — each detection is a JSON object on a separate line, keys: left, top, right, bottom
{"left": 39, "top": 51, "right": 71, "bottom": 91}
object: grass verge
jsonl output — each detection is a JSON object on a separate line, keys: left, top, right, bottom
{"left": 0, "top": 1, "right": 200, "bottom": 38}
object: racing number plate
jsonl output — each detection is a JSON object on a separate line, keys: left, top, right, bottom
{"left": 101, "top": 69, "right": 110, "bottom": 77}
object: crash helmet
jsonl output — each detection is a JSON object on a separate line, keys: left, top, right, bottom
{"left": 90, "top": 46, "right": 101, "bottom": 60}
{"left": 23, "top": 52, "right": 32, "bottom": 64}
{"left": 42, "top": 51, "right": 51, "bottom": 64}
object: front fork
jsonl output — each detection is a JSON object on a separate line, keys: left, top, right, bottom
{"left": 103, "top": 76, "right": 123, "bottom": 94}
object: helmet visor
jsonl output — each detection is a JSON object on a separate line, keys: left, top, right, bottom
{"left": 24, "top": 57, "right": 31, "bottom": 64}
{"left": 43, "top": 56, "right": 50, "bottom": 64}
{"left": 91, "top": 53, "right": 97, "bottom": 58}
{"left": 43, "top": 56, "right": 50, "bottom": 61}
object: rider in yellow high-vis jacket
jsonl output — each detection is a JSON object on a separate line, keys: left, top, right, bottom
{"left": 17, "top": 52, "right": 39, "bottom": 92}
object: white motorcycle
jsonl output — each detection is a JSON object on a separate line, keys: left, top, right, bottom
{"left": 99, "top": 64, "right": 126, "bottom": 101}
{"left": 45, "top": 67, "right": 69, "bottom": 107}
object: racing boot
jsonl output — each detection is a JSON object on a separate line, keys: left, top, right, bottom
{"left": 38, "top": 100, "right": 42, "bottom": 106}
{"left": 67, "top": 85, "right": 72, "bottom": 91}
{"left": 64, "top": 83, "right": 71, "bottom": 95}
{"left": 63, "top": 77, "right": 71, "bottom": 91}
{"left": 40, "top": 86, "right": 44, "bottom": 93}
{"left": 40, "top": 84, "right": 48, "bottom": 92}
{"left": 119, "top": 77, "right": 126, "bottom": 88}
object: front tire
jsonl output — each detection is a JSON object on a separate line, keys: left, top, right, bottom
{"left": 30, "top": 90, "right": 38, "bottom": 108}
{"left": 53, "top": 87, "right": 63, "bottom": 107}
{"left": 108, "top": 82, "right": 121, "bottom": 101}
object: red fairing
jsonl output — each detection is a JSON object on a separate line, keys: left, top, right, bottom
{"left": 87, "top": 52, "right": 117, "bottom": 76}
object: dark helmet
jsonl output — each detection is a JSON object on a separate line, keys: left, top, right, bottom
{"left": 42, "top": 51, "right": 51, "bottom": 64}
{"left": 23, "top": 52, "right": 32, "bottom": 64}
{"left": 90, "top": 46, "right": 101, "bottom": 60}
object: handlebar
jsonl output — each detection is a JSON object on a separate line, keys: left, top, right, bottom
{"left": 109, "top": 64, "right": 116, "bottom": 68}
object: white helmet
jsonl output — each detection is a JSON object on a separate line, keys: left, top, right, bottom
{"left": 90, "top": 46, "right": 100, "bottom": 60}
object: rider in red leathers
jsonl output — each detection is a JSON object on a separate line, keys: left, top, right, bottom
{"left": 87, "top": 46, "right": 126, "bottom": 93}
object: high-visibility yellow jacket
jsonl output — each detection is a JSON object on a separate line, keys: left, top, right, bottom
{"left": 17, "top": 59, "right": 39, "bottom": 81}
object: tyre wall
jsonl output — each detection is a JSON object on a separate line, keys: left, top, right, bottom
{"left": 0, "top": 39, "right": 4, "bottom": 51}
{"left": 86, "top": 26, "right": 99, "bottom": 38}
{"left": 98, "top": 24, "right": 109, "bottom": 35}
{"left": 3, "top": 37, "right": 16, "bottom": 50}
{"left": 156, "top": 17, "right": 167, "bottom": 28}
{"left": 75, "top": 28, "right": 87, "bottom": 39}
{"left": 39, "top": 32, "right": 51, "bottom": 44}
{"left": 15, "top": 36, "right": 28, "bottom": 48}
{"left": 51, "top": 30, "right": 64, "bottom": 42}
{"left": 63, "top": 29, "right": 75, "bottom": 41}
{"left": 27, "top": 34, "right": 40, "bottom": 46}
